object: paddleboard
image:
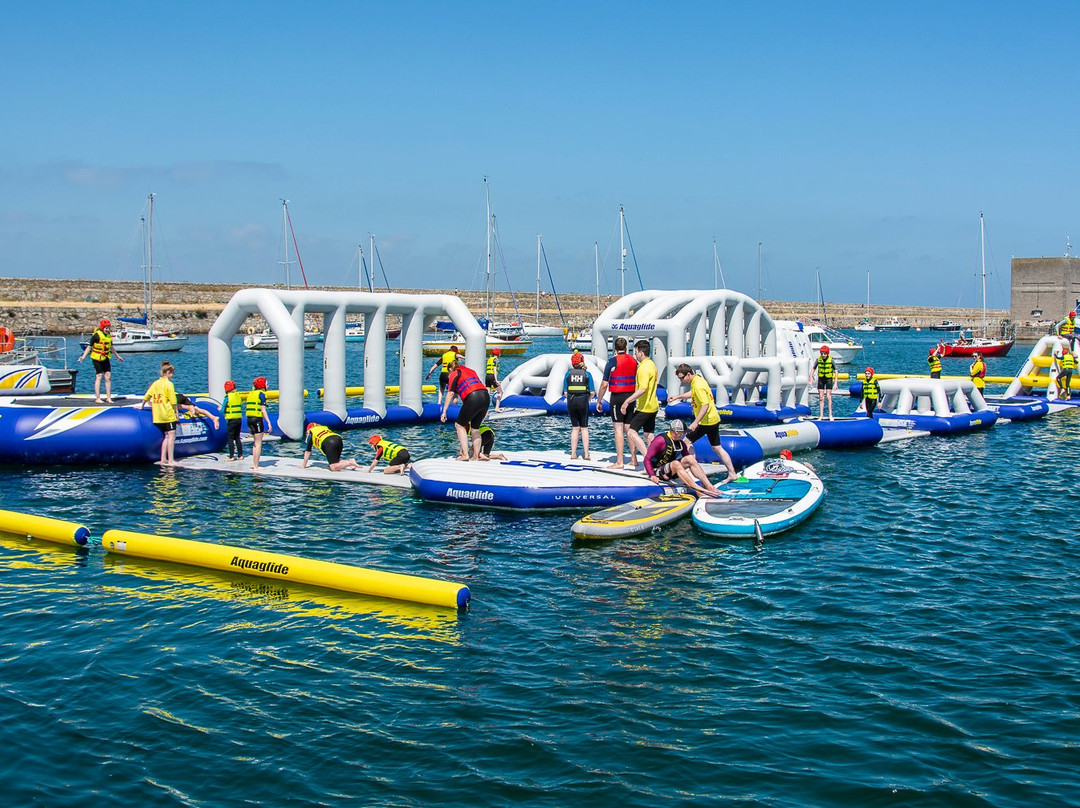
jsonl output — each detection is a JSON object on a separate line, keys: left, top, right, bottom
{"left": 571, "top": 493, "right": 696, "bottom": 540}
{"left": 174, "top": 453, "right": 413, "bottom": 488}
{"left": 692, "top": 458, "right": 824, "bottom": 538}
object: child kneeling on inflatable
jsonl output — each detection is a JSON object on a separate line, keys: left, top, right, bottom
{"left": 367, "top": 434, "right": 412, "bottom": 475}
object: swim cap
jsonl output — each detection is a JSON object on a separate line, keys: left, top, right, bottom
{"left": 1072, "top": 311, "right": 1076, "bottom": 317}
{"left": 668, "top": 419, "right": 686, "bottom": 432}
{"left": 368, "top": 434, "right": 381, "bottom": 445}
{"left": 865, "top": 367, "right": 874, "bottom": 375}
{"left": 929, "top": 347, "right": 936, "bottom": 354}
{"left": 571, "top": 352, "right": 584, "bottom": 365}
{"left": 779, "top": 449, "right": 793, "bottom": 460}
{"left": 493, "top": 348, "right": 500, "bottom": 355}
{"left": 451, "top": 346, "right": 459, "bottom": 353}
{"left": 223, "top": 380, "right": 236, "bottom": 392}
{"left": 820, "top": 345, "right": 829, "bottom": 353}
{"left": 99, "top": 319, "right": 110, "bottom": 329}
{"left": 253, "top": 376, "right": 267, "bottom": 389}
{"left": 306, "top": 422, "right": 316, "bottom": 432}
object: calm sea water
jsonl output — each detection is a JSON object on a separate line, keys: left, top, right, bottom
{"left": 2, "top": 331, "right": 1078, "bottom": 807}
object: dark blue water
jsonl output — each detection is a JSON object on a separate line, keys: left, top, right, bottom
{"left": 2, "top": 331, "right": 1078, "bottom": 807}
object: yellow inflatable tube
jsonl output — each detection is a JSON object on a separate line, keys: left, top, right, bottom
{"left": 317, "top": 385, "right": 437, "bottom": 398}
{"left": 102, "top": 530, "right": 470, "bottom": 609}
{"left": 0, "top": 509, "right": 90, "bottom": 546}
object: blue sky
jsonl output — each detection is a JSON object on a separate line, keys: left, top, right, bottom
{"left": 2, "top": 2, "right": 1076, "bottom": 309}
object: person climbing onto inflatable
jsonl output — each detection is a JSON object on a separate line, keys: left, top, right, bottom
{"left": 367, "top": 434, "right": 412, "bottom": 475}
{"left": 927, "top": 346, "right": 942, "bottom": 379}
{"left": 486, "top": 348, "right": 503, "bottom": 412}
{"left": 303, "top": 423, "right": 361, "bottom": 471}
{"left": 426, "top": 346, "right": 459, "bottom": 406}
{"left": 812, "top": 345, "right": 835, "bottom": 420}
{"left": 175, "top": 392, "right": 220, "bottom": 430}
{"left": 642, "top": 419, "right": 721, "bottom": 499}
{"left": 78, "top": 318, "right": 124, "bottom": 403}
{"left": 440, "top": 355, "right": 490, "bottom": 461}
{"left": 471, "top": 424, "right": 507, "bottom": 461}
{"left": 969, "top": 352, "right": 986, "bottom": 391}
{"left": 861, "top": 367, "right": 880, "bottom": 417}
{"left": 1055, "top": 343, "right": 1075, "bottom": 399}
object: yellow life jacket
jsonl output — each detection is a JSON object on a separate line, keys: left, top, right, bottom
{"left": 1061, "top": 353, "right": 1076, "bottom": 371}
{"left": 308, "top": 424, "right": 336, "bottom": 451}
{"left": 224, "top": 391, "right": 244, "bottom": 420}
{"left": 89, "top": 329, "right": 112, "bottom": 361}
{"left": 863, "top": 377, "right": 880, "bottom": 400}
{"left": 375, "top": 439, "right": 405, "bottom": 462}
{"left": 440, "top": 350, "right": 457, "bottom": 373}
{"left": 816, "top": 355, "right": 835, "bottom": 379}
{"left": 1061, "top": 317, "right": 1075, "bottom": 336}
{"left": 928, "top": 354, "right": 942, "bottom": 373}
{"left": 246, "top": 391, "right": 265, "bottom": 419}
{"left": 486, "top": 355, "right": 498, "bottom": 375}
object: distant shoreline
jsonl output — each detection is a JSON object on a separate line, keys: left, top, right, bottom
{"left": 0, "top": 276, "right": 1011, "bottom": 336}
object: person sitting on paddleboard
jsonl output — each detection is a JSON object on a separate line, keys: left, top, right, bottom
{"left": 642, "top": 419, "right": 721, "bottom": 499}
{"left": 366, "top": 434, "right": 412, "bottom": 475}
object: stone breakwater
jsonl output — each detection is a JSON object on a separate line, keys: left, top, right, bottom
{"left": 0, "top": 277, "right": 1007, "bottom": 336}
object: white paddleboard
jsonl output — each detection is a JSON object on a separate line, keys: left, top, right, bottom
{"left": 174, "top": 453, "right": 413, "bottom": 488}
{"left": 692, "top": 458, "right": 824, "bottom": 537}
{"left": 572, "top": 493, "right": 696, "bottom": 540}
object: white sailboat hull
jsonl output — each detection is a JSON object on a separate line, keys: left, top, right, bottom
{"left": 113, "top": 330, "right": 188, "bottom": 353}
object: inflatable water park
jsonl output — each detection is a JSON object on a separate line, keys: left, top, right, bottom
{"left": 2, "top": 286, "right": 1077, "bottom": 536}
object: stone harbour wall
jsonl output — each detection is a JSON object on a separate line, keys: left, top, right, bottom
{"left": 0, "top": 277, "right": 1009, "bottom": 337}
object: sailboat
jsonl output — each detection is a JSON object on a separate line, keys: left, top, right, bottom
{"left": 522, "top": 236, "right": 565, "bottom": 336}
{"left": 425, "top": 179, "right": 532, "bottom": 353}
{"left": 112, "top": 194, "right": 188, "bottom": 352}
{"left": 802, "top": 270, "right": 863, "bottom": 365}
{"left": 937, "top": 213, "right": 1014, "bottom": 358}
{"left": 244, "top": 200, "right": 321, "bottom": 350}
{"left": 854, "top": 271, "right": 876, "bottom": 332}
{"left": 343, "top": 237, "right": 401, "bottom": 342}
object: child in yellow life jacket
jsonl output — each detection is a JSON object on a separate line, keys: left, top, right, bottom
{"left": 222, "top": 380, "right": 244, "bottom": 460}
{"left": 367, "top": 434, "right": 412, "bottom": 475}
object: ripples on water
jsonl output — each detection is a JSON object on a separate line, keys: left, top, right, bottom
{"left": 1, "top": 334, "right": 1078, "bottom": 806}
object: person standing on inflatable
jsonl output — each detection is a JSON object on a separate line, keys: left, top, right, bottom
{"left": 969, "top": 352, "right": 986, "bottom": 391}
{"left": 486, "top": 348, "right": 503, "bottom": 412}
{"left": 668, "top": 363, "right": 738, "bottom": 483}
{"left": 222, "top": 380, "right": 244, "bottom": 461}
{"left": 596, "top": 336, "right": 638, "bottom": 469}
{"left": 247, "top": 376, "right": 271, "bottom": 470}
{"left": 426, "top": 346, "right": 459, "bottom": 406}
{"left": 366, "top": 434, "right": 412, "bottom": 475}
{"left": 141, "top": 360, "right": 178, "bottom": 465}
{"left": 78, "top": 318, "right": 124, "bottom": 403}
{"left": 861, "top": 367, "right": 880, "bottom": 417}
{"left": 302, "top": 423, "right": 361, "bottom": 471}
{"left": 563, "top": 351, "right": 595, "bottom": 460}
{"left": 620, "top": 339, "right": 659, "bottom": 468}
{"left": 1059, "top": 310, "right": 1078, "bottom": 355}
{"left": 441, "top": 355, "right": 490, "bottom": 461}
{"left": 812, "top": 345, "right": 836, "bottom": 420}
{"left": 927, "top": 346, "right": 942, "bottom": 379}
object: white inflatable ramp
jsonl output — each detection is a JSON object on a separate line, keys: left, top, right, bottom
{"left": 410, "top": 450, "right": 682, "bottom": 510}
{"left": 175, "top": 453, "right": 413, "bottom": 488}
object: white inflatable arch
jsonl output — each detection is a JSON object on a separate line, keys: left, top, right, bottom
{"left": 584, "top": 289, "right": 805, "bottom": 411}
{"left": 207, "top": 289, "right": 486, "bottom": 439}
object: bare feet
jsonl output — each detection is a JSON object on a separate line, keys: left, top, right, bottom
{"left": 583, "top": 454, "right": 591, "bottom": 461}
{"left": 608, "top": 463, "right": 624, "bottom": 469}
{"left": 570, "top": 454, "right": 579, "bottom": 460}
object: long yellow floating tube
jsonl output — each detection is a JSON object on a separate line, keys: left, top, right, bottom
{"left": 317, "top": 385, "right": 437, "bottom": 398}
{"left": 101, "top": 530, "right": 470, "bottom": 609}
{"left": 0, "top": 509, "right": 90, "bottom": 546}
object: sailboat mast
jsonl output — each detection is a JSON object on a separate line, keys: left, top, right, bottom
{"left": 484, "top": 177, "right": 494, "bottom": 323}
{"left": 713, "top": 240, "right": 728, "bottom": 289}
{"left": 358, "top": 244, "right": 364, "bottom": 290}
{"left": 757, "top": 242, "right": 763, "bottom": 301}
{"left": 816, "top": 269, "right": 827, "bottom": 326}
{"left": 280, "top": 199, "right": 291, "bottom": 289}
{"left": 536, "top": 234, "right": 542, "bottom": 324}
{"left": 619, "top": 206, "right": 626, "bottom": 298}
{"left": 980, "top": 212, "right": 987, "bottom": 338}
{"left": 370, "top": 234, "right": 376, "bottom": 293}
{"left": 594, "top": 242, "right": 600, "bottom": 316}
{"left": 147, "top": 193, "right": 155, "bottom": 332}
